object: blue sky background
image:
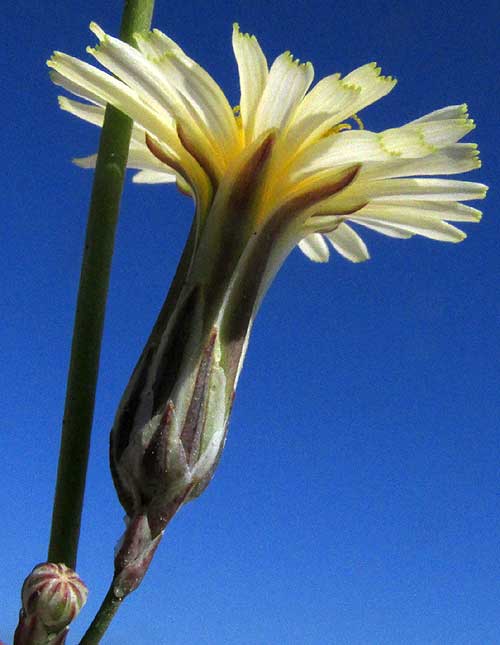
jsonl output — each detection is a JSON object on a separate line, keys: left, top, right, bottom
{"left": 2, "top": 1, "right": 499, "bottom": 643}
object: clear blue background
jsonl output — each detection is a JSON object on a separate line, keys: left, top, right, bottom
{"left": 2, "top": 1, "right": 499, "bottom": 643}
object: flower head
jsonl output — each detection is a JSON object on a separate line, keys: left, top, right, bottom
{"left": 47, "top": 23, "right": 486, "bottom": 545}
{"left": 48, "top": 22, "right": 486, "bottom": 265}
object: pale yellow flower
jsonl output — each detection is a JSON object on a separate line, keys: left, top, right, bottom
{"left": 48, "top": 23, "right": 486, "bottom": 265}
{"left": 47, "top": 24, "right": 487, "bottom": 540}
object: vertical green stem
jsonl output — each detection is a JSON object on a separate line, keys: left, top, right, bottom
{"left": 48, "top": 0, "right": 155, "bottom": 568}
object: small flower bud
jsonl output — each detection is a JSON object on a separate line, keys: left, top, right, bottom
{"left": 14, "top": 563, "right": 88, "bottom": 644}
{"left": 22, "top": 562, "right": 88, "bottom": 631}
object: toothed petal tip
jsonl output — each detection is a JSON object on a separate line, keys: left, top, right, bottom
{"left": 89, "top": 22, "right": 106, "bottom": 40}
{"left": 46, "top": 52, "right": 61, "bottom": 68}
{"left": 478, "top": 184, "right": 489, "bottom": 198}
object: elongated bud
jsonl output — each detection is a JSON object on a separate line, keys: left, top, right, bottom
{"left": 14, "top": 563, "right": 88, "bottom": 645}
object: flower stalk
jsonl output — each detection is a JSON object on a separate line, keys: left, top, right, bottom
{"left": 47, "top": 0, "right": 155, "bottom": 569}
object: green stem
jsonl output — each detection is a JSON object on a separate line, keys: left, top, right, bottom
{"left": 78, "top": 583, "right": 122, "bottom": 645}
{"left": 47, "top": 0, "right": 155, "bottom": 568}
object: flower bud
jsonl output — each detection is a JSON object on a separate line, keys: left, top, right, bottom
{"left": 14, "top": 563, "right": 88, "bottom": 645}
